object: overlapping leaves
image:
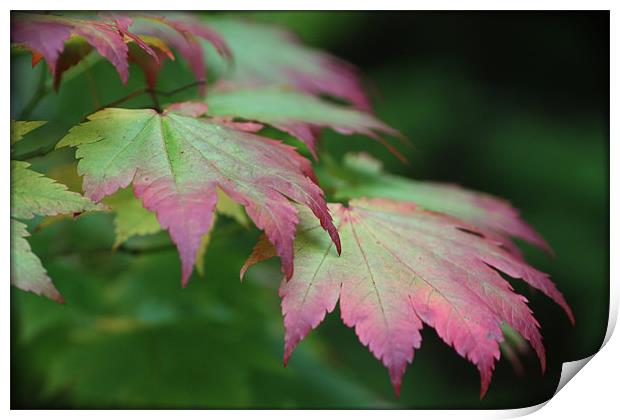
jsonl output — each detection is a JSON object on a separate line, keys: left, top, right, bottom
{"left": 201, "top": 16, "right": 371, "bottom": 109}
{"left": 205, "top": 86, "right": 400, "bottom": 158}
{"left": 242, "top": 198, "right": 574, "bottom": 396}
{"left": 11, "top": 122, "right": 98, "bottom": 301}
{"left": 10, "top": 12, "right": 230, "bottom": 91}
{"left": 10, "top": 11, "right": 573, "bottom": 400}
{"left": 329, "top": 153, "right": 551, "bottom": 255}
{"left": 57, "top": 104, "right": 340, "bottom": 284}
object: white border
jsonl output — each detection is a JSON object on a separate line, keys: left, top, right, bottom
{"left": 4, "top": 2, "right": 616, "bottom": 419}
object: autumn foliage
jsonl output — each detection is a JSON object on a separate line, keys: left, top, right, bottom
{"left": 10, "top": 11, "right": 573, "bottom": 398}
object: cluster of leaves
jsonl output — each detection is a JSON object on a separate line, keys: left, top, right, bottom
{"left": 10, "top": 11, "right": 573, "bottom": 398}
{"left": 11, "top": 120, "right": 100, "bottom": 301}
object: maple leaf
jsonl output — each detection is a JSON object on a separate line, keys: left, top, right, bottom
{"left": 11, "top": 13, "right": 136, "bottom": 87}
{"left": 11, "top": 220, "right": 62, "bottom": 302}
{"left": 128, "top": 14, "right": 231, "bottom": 94}
{"left": 103, "top": 187, "right": 249, "bottom": 276}
{"left": 104, "top": 187, "right": 248, "bottom": 252}
{"left": 127, "top": 34, "right": 175, "bottom": 89}
{"left": 201, "top": 17, "right": 370, "bottom": 109}
{"left": 332, "top": 153, "right": 551, "bottom": 255}
{"left": 241, "top": 198, "right": 573, "bottom": 397}
{"left": 194, "top": 190, "right": 250, "bottom": 277}
{"left": 10, "top": 13, "right": 216, "bottom": 91}
{"left": 34, "top": 163, "right": 92, "bottom": 230}
{"left": 57, "top": 104, "right": 340, "bottom": 285}
{"left": 11, "top": 161, "right": 100, "bottom": 220}
{"left": 11, "top": 156, "right": 99, "bottom": 301}
{"left": 206, "top": 86, "right": 400, "bottom": 159}
{"left": 94, "top": 13, "right": 172, "bottom": 90}
{"left": 103, "top": 188, "right": 161, "bottom": 249}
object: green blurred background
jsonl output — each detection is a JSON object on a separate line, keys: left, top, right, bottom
{"left": 10, "top": 11, "right": 609, "bottom": 408}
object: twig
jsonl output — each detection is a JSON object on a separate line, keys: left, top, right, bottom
{"left": 94, "top": 88, "right": 149, "bottom": 110}
{"left": 15, "top": 79, "right": 210, "bottom": 160}
{"left": 154, "top": 80, "right": 206, "bottom": 97}
{"left": 39, "top": 243, "right": 177, "bottom": 259}
{"left": 81, "top": 79, "right": 206, "bottom": 119}
{"left": 38, "top": 221, "right": 245, "bottom": 260}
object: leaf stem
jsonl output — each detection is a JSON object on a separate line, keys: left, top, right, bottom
{"left": 147, "top": 88, "right": 162, "bottom": 113}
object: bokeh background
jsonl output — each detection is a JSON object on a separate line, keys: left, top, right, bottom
{"left": 11, "top": 11, "right": 609, "bottom": 408}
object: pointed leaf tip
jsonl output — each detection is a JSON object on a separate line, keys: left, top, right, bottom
{"left": 60, "top": 108, "right": 336, "bottom": 285}
{"left": 336, "top": 152, "right": 561, "bottom": 258}
{"left": 11, "top": 13, "right": 142, "bottom": 88}
{"left": 393, "top": 383, "right": 401, "bottom": 398}
{"left": 204, "top": 18, "right": 370, "bottom": 109}
{"left": 206, "top": 87, "right": 401, "bottom": 159}
{"left": 245, "top": 198, "right": 573, "bottom": 397}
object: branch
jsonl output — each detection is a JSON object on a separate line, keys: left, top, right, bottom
{"left": 154, "top": 80, "right": 206, "bottom": 97}
{"left": 38, "top": 243, "right": 177, "bottom": 259}
{"left": 82, "top": 79, "right": 206, "bottom": 119}
{"left": 15, "top": 80, "right": 210, "bottom": 160}
{"left": 84, "top": 87, "right": 149, "bottom": 120}
{"left": 37, "top": 221, "right": 244, "bottom": 259}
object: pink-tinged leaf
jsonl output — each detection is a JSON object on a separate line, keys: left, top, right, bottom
{"left": 11, "top": 13, "right": 163, "bottom": 89}
{"left": 201, "top": 17, "right": 371, "bottom": 110}
{"left": 50, "top": 36, "right": 94, "bottom": 90}
{"left": 207, "top": 115, "right": 265, "bottom": 133}
{"left": 57, "top": 105, "right": 340, "bottom": 285}
{"left": 99, "top": 12, "right": 178, "bottom": 90}
{"left": 70, "top": 20, "right": 129, "bottom": 83}
{"left": 242, "top": 198, "right": 573, "bottom": 397}
{"left": 206, "top": 86, "right": 401, "bottom": 159}
{"left": 11, "top": 13, "right": 73, "bottom": 74}
{"left": 127, "top": 34, "right": 175, "bottom": 89}
{"left": 168, "top": 14, "right": 232, "bottom": 61}
{"left": 166, "top": 101, "right": 210, "bottom": 118}
{"left": 130, "top": 14, "right": 231, "bottom": 94}
{"left": 105, "top": 14, "right": 160, "bottom": 65}
{"left": 335, "top": 153, "right": 552, "bottom": 255}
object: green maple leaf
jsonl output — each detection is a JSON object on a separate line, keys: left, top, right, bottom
{"left": 206, "top": 86, "right": 399, "bottom": 159}
{"left": 11, "top": 124, "right": 100, "bottom": 301}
